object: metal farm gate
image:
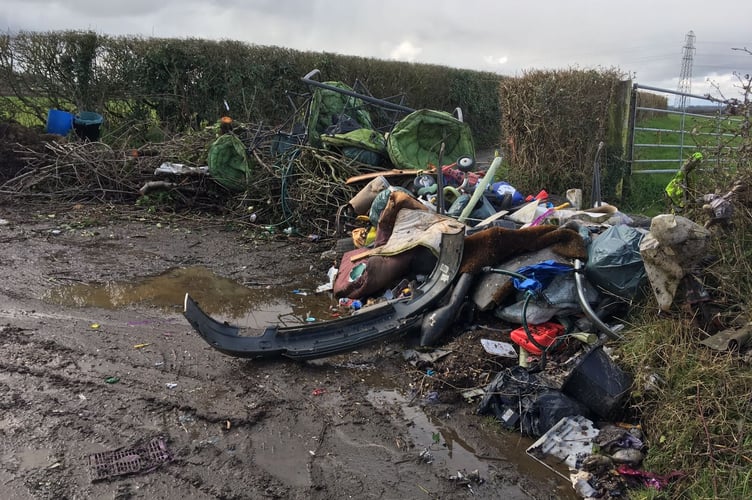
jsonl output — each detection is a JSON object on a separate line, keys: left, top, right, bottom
{"left": 626, "top": 83, "right": 740, "bottom": 175}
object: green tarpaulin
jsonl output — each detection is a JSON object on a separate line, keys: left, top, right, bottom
{"left": 321, "top": 128, "right": 386, "bottom": 165}
{"left": 207, "top": 134, "right": 252, "bottom": 191}
{"left": 386, "top": 109, "right": 475, "bottom": 170}
{"left": 306, "top": 81, "right": 374, "bottom": 148}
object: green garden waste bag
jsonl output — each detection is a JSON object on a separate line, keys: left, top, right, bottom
{"left": 207, "top": 134, "right": 252, "bottom": 191}
{"left": 321, "top": 128, "right": 386, "bottom": 165}
{"left": 386, "top": 109, "right": 475, "bottom": 170}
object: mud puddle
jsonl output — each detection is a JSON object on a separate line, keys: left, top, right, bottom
{"left": 366, "top": 389, "right": 485, "bottom": 471}
{"left": 355, "top": 365, "right": 572, "bottom": 497}
{"left": 365, "top": 389, "right": 559, "bottom": 486}
{"left": 42, "top": 266, "right": 337, "bottom": 328}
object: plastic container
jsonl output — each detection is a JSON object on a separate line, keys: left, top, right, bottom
{"left": 73, "top": 111, "right": 104, "bottom": 141}
{"left": 490, "top": 181, "right": 524, "bottom": 205}
{"left": 561, "top": 345, "right": 633, "bottom": 419}
{"left": 510, "top": 322, "right": 564, "bottom": 355}
{"left": 46, "top": 109, "right": 74, "bottom": 136}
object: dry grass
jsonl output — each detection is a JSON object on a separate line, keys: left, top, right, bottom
{"left": 499, "top": 68, "right": 626, "bottom": 201}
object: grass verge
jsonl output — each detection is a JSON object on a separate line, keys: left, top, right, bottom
{"left": 617, "top": 211, "right": 752, "bottom": 498}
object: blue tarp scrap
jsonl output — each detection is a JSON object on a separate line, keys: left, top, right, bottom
{"left": 512, "top": 260, "right": 574, "bottom": 293}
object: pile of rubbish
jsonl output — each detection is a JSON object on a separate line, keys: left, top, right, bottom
{"left": 2, "top": 68, "right": 746, "bottom": 496}
{"left": 180, "top": 71, "right": 751, "bottom": 498}
{"left": 185, "top": 156, "right": 739, "bottom": 497}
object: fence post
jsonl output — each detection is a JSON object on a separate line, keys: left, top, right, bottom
{"left": 603, "top": 79, "right": 632, "bottom": 203}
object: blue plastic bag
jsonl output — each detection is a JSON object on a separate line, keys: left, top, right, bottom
{"left": 512, "top": 260, "right": 573, "bottom": 293}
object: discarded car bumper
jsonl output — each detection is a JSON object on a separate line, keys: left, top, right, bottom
{"left": 183, "top": 230, "right": 464, "bottom": 360}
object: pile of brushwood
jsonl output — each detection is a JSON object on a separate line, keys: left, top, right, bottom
{"left": 0, "top": 121, "right": 55, "bottom": 182}
{"left": 0, "top": 121, "right": 367, "bottom": 235}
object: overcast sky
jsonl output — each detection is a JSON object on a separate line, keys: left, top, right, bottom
{"left": 2, "top": 0, "right": 750, "bottom": 102}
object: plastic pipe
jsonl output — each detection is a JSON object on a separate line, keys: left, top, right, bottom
{"left": 302, "top": 69, "right": 415, "bottom": 113}
{"left": 573, "top": 259, "right": 623, "bottom": 340}
{"left": 458, "top": 155, "right": 501, "bottom": 223}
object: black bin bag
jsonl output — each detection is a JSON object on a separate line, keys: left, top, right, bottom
{"left": 585, "top": 224, "right": 647, "bottom": 300}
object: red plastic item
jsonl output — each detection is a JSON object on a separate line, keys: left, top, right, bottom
{"left": 510, "top": 322, "right": 564, "bottom": 355}
{"left": 524, "top": 189, "right": 549, "bottom": 202}
{"left": 441, "top": 164, "right": 483, "bottom": 187}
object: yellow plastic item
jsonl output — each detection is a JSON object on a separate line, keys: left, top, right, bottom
{"left": 365, "top": 226, "right": 377, "bottom": 245}
{"left": 351, "top": 226, "right": 377, "bottom": 248}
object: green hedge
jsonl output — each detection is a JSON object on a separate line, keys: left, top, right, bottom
{"left": 0, "top": 30, "right": 502, "bottom": 147}
{"left": 1, "top": 30, "right": 636, "bottom": 203}
{"left": 499, "top": 68, "right": 630, "bottom": 201}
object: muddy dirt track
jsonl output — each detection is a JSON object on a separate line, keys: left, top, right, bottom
{"left": 0, "top": 202, "right": 573, "bottom": 499}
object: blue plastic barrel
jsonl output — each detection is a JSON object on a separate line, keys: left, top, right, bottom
{"left": 46, "top": 109, "right": 74, "bottom": 136}
{"left": 73, "top": 111, "right": 104, "bottom": 141}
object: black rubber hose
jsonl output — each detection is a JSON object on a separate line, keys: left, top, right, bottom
{"left": 485, "top": 266, "right": 573, "bottom": 371}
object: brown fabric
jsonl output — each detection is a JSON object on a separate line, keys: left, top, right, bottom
{"left": 334, "top": 250, "right": 418, "bottom": 300}
{"left": 373, "top": 190, "right": 428, "bottom": 247}
{"left": 333, "top": 247, "right": 370, "bottom": 298}
{"left": 335, "top": 191, "right": 440, "bottom": 300}
{"left": 459, "top": 225, "right": 587, "bottom": 275}
{"left": 461, "top": 225, "right": 588, "bottom": 305}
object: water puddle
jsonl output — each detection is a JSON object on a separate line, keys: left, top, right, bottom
{"left": 365, "top": 388, "right": 574, "bottom": 498}
{"left": 366, "top": 390, "right": 486, "bottom": 471}
{"left": 42, "top": 266, "right": 336, "bottom": 328}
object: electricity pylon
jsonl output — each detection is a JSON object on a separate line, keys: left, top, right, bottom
{"left": 674, "top": 30, "right": 696, "bottom": 110}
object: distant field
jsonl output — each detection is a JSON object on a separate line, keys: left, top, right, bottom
{"left": 0, "top": 97, "right": 48, "bottom": 128}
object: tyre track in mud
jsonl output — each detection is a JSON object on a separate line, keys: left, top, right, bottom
{"left": 1, "top": 331, "right": 318, "bottom": 498}
{"left": 1, "top": 310, "right": 465, "bottom": 499}
{"left": 1, "top": 313, "right": 547, "bottom": 499}
{"left": 0, "top": 304, "right": 322, "bottom": 498}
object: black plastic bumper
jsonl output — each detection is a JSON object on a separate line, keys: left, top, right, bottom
{"left": 184, "top": 230, "right": 464, "bottom": 360}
